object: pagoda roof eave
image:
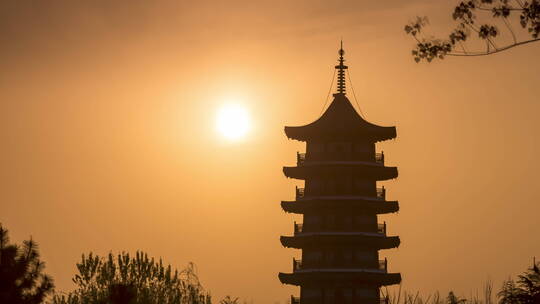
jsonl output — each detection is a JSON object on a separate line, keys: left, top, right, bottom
{"left": 283, "top": 165, "right": 398, "bottom": 180}
{"left": 284, "top": 125, "right": 396, "bottom": 142}
{"left": 278, "top": 271, "right": 401, "bottom": 286}
{"left": 280, "top": 235, "right": 400, "bottom": 249}
{"left": 280, "top": 200, "right": 399, "bottom": 214}
{"left": 283, "top": 93, "right": 396, "bottom": 142}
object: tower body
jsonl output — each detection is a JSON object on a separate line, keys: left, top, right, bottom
{"left": 279, "top": 47, "right": 400, "bottom": 304}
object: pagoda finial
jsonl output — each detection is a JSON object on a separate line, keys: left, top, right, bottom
{"left": 335, "top": 40, "right": 348, "bottom": 95}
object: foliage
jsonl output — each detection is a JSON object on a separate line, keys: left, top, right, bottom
{"left": 51, "top": 251, "right": 211, "bottom": 304}
{"left": 0, "top": 223, "right": 55, "bottom": 304}
{"left": 381, "top": 280, "right": 495, "bottom": 304}
{"left": 404, "top": 0, "right": 540, "bottom": 62}
{"left": 446, "top": 291, "right": 466, "bottom": 304}
{"left": 381, "top": 260, "right": 538, "bottom": 304}
{"left": 219, "top": 296, "right": 239, "bottom": 304}
{"left": 498, "top": 259, "right": 540, "bottom": 304}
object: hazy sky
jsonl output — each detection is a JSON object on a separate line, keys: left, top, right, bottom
{"left": 1, "top": 1, "right": 540, "bottom": 303}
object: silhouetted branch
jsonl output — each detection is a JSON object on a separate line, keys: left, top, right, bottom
{"left": 447, "top": 38, "right": 540, "bottom": 56}
{"left": 405, "top": 0, "right": 540, "bottom": 62}
{"left": 502, "top": 17, "right": 518, "bottom": 43}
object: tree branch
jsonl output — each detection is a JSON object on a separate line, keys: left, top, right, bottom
{"left": 514, "top": 0, "right": 525, "bottom": 9}
{"left": 405, "top": 0, "right": 540, "bottom": 62}
{"left": 458, "top": 41, "right": 469, "bottom": 54}
{"left": 446, "top": 38, "right": 540, "bottom": 56}
{"left": 502, "top": 17, "right": 518, "bottom": 43}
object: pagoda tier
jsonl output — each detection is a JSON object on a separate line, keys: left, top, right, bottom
{"left": 281, "top": 199, "right": 399, "bottom": 215}
{"left": 284, "top": 93, "right": 396, "bottom": 142}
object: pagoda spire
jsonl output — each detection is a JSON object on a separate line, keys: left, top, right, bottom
{"left": 335, "top": 40, "right": 348, "bottom": 95}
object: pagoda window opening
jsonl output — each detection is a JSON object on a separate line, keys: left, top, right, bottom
{"left": 354, "top": 214, "right": 374, "bottom": 225}
{"left": 328, "top": 142, "right": 349, "bottom": 151}
{"left": 353, "top": 178, "right": 375, "bottom": 195}
{"left": 323, "top": 180, "right": 335, "bottom": 195}
{"left": 355, "top": 287, "right": 379, "bottom": 303}
{"left": 355, "top": 250, "right": 378, "bottom": 265}
{"left": 343, "top": 214, "right": 353, "bottom": 227}
{"left": 353, "top": 142, "right": 372, "bottom": 152}
{"left": 343, "top": 249, "right": 369, "bottom": 268}
{"left": 344, "top": 288, "right": 353, "bottom": 304}
{"left": 303, "top": 215, "right": 323, "bottom": 232}
{"left": 334, "top": 249, "right": 345, "bottom": 265}
{"left": 342, "top": 250, "right": 354, "bottom": 265}
{"left": 304, "top": 214, "right": 321, "bottom": 226}
{"left": 334, "top": 288, "right": 354, "bottom": 304}
{"left": 333, "top": 214, "right": 352, "bottom": 230}
{"left": 305, "top": 248, "right": 378, "bottom": 268}
{"left": 323, "top": 249, "right": 335, "bottom": 265}
{"left": 305, "top": 179, "right": 320, "bottom": 195}
{"left": 321, "top": 177, "right": 355, "bottom": 195}
{"left": 304, "top": 250, "right": 323, "bottom": 262}
{"left": 304, "top": 249, "right": 322, "bottom": 266}
{"left": 327, "top": 142, "right": 353, "bottom": 160}
{"left": 307, "top": 142, "right": 325, "bottom": 154}
{"left": 334, "top": 178, "right": 352, "bottom": 194}
{"left": 324, "top": 214, "right": 360, "bottom": 231}
{"left": 324, "top": 288, "right": 334, "bottom": 304}
{"left": 322, "top": 214, "right": 336, "bottom": 229}
{"left": 303, "top": 288, "right": 322, "bottom": 304}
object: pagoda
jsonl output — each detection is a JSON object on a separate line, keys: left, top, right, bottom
{"left": 279, "top": 44, "right": 400, "bottom": 304}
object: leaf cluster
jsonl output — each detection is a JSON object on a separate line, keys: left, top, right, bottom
{"left": 405, "top": 0, "right": 540, "bottom": 62}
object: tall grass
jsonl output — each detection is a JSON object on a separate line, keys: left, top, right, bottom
{"left": 381, "top": 280, "right": 495, "bottom": 304}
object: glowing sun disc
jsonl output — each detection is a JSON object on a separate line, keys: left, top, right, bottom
{"left": 216, "top": 105, "right": 250, "bottom": 140}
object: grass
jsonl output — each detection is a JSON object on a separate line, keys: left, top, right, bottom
{"left": 381, "top": 280, "right": 495, "bottom": 304}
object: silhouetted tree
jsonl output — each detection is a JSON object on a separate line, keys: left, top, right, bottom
{"left": 0, "top": 223, "right": 54, "bottom": 304}
{"left": 404, "top": 0, "right": 540, "bottom": 62}
{"left": 498, "top": 259, "right": 540, "bottom": 304}
{"left": 51, "top": 251, "right": 211, "bottom": 304}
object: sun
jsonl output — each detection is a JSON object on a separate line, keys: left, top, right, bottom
{"left": 216, "top": 104, "right": 251, "bottom": 140}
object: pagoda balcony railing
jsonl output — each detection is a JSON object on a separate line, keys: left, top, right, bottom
{"left": 377, "top": 222, "right": 387, "bottom": 235}
{"left": 295, "top": 187, "right": 388, "bottom": 200}
{"left": 379, "top": 258, "right": 388, "bottom": 271}
{"left": 291, "top": 296, "right": 300, "bottom": 304}
{"left": 293, "top": 223, "right": 386, "bottom": 235}
{"left": 292, "top": 258, "right": 388, "bottom": 271}
{"left": 295, "top": 187, "right": 305, "bottom": 200}
{"left": 294, "top": 222, "right": 303, "bottom": 234}
{"left": 296, "top": 151, "right": 385, "bottom": 165}
{"left": 375, "top": 152, "right": 385, "bottom": 164}
{"left": 293, "top": 258, "right": 303, "bottom": 271}
{"left": 297, "top": 152, "right": 306, "bottom": 165}
{"left": 376, "top": 186, "right": 386, "bottom": 200}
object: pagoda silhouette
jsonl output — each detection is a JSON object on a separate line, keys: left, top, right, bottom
{"left": 279, "top": 44, "right": 400, "bottom": 304}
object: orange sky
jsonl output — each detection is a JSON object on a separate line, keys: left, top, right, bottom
{"left": 1, "top": 1, "right": 540, "bottom": 303}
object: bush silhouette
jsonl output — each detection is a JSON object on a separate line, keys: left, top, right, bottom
{"left": 51, "top": 251, "right": 211, "bottom": 304}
